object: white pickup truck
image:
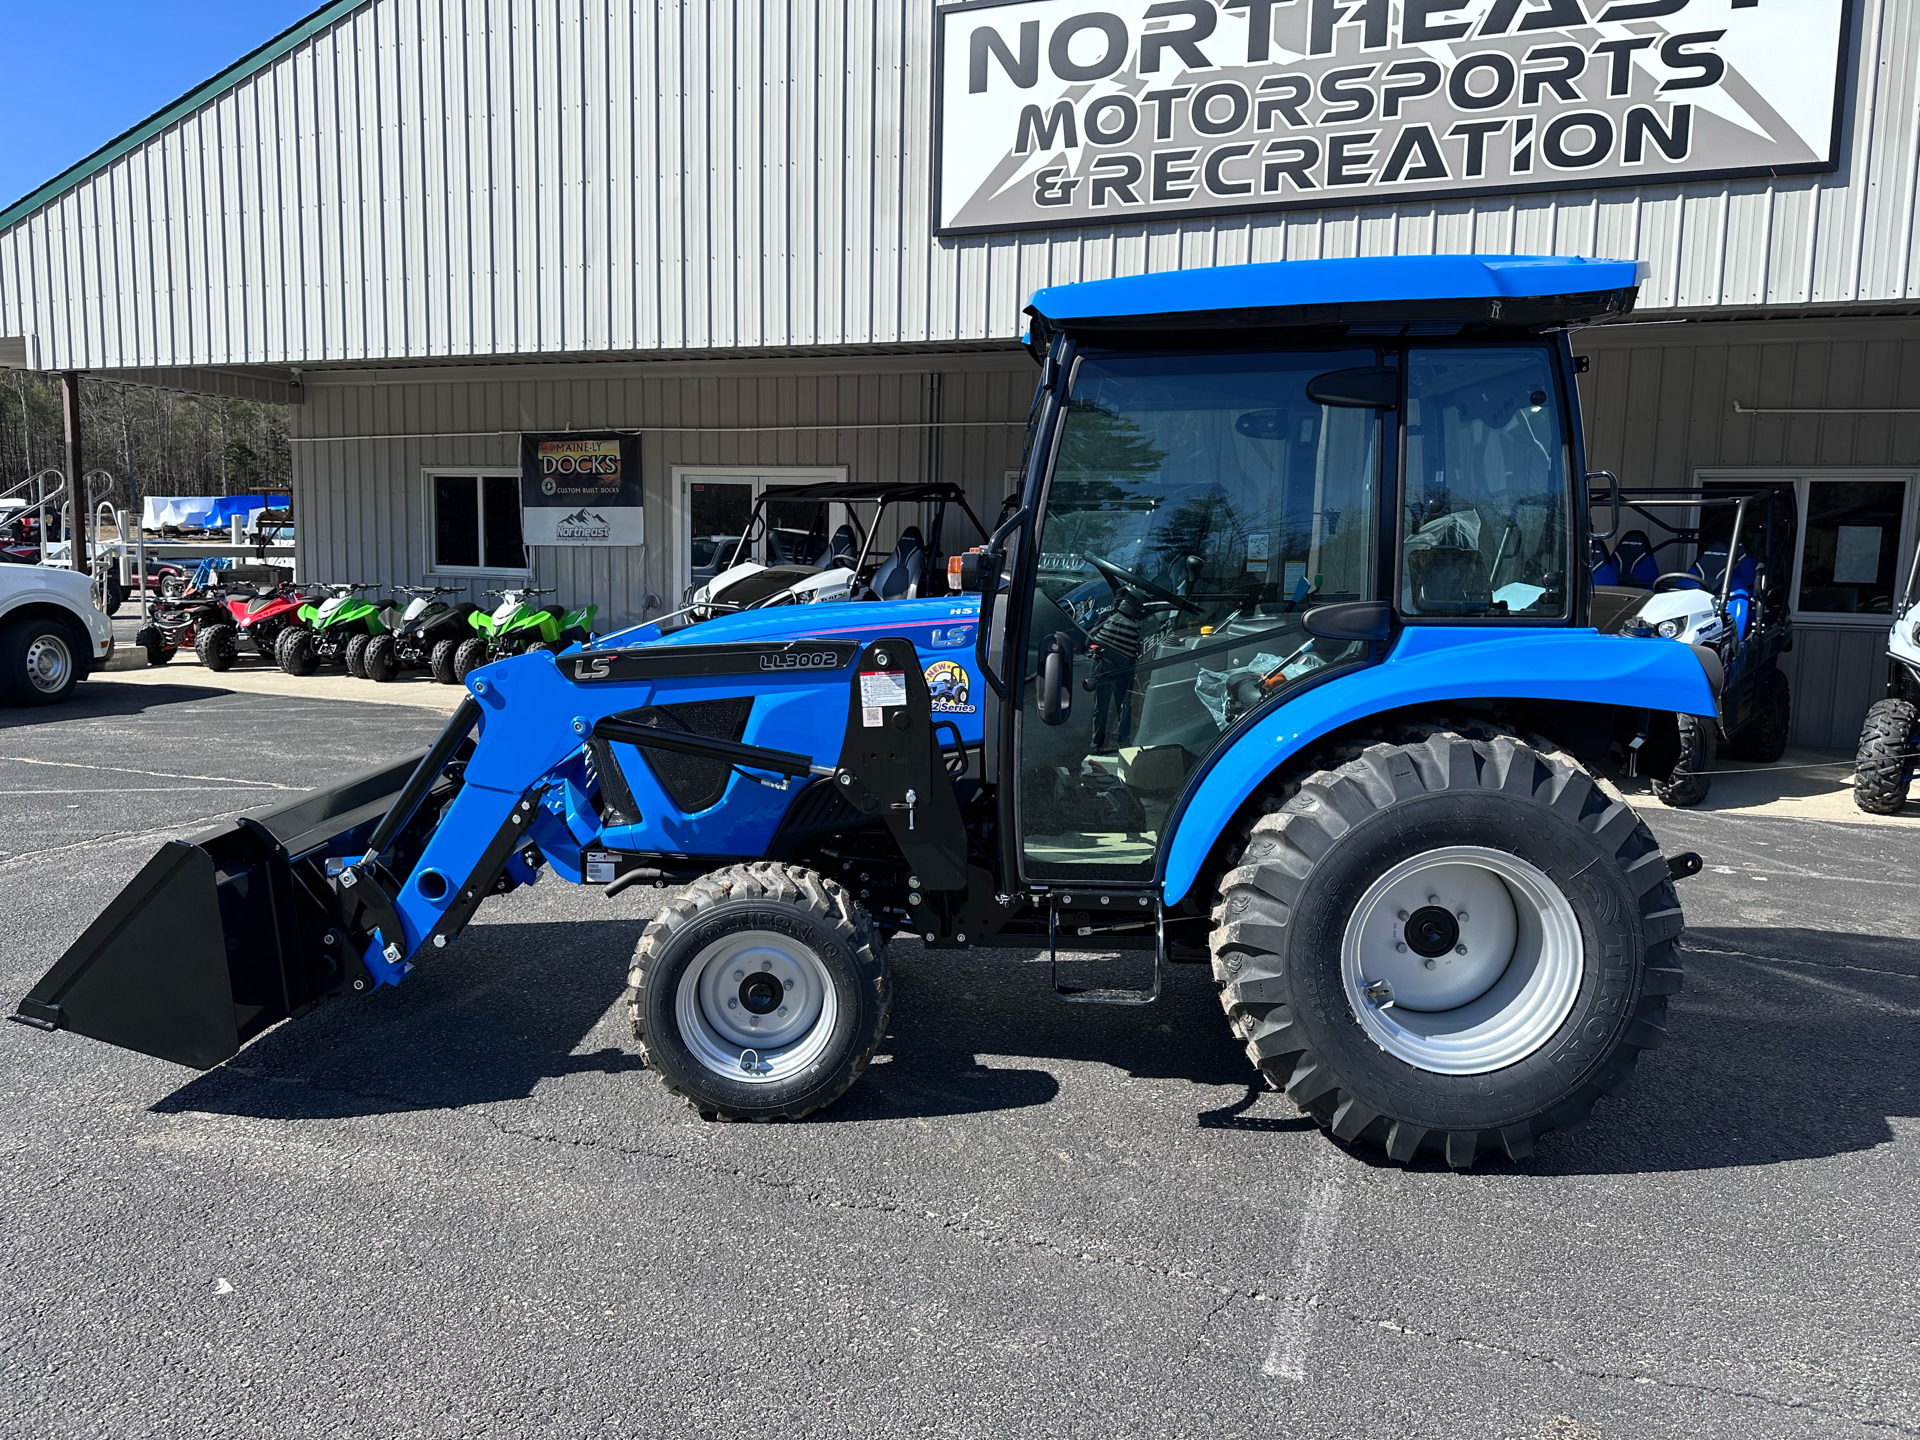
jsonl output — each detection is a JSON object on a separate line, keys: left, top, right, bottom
{"left": 0, "top": 558, "right": 113, "bottom": 705}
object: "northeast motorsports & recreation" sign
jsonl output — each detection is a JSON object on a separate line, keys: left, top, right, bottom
{"left": 934, "top": 0, "right": 1852, "bottom": 234}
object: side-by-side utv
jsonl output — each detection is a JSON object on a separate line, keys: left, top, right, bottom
{"left": 14, "top": 255, "right": 1718, "bottom": 1170}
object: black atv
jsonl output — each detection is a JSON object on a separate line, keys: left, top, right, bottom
{"left": 360, "top": 585, "right": 478, "bottom": 684}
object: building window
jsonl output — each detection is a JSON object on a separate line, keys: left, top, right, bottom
{"left": 429, "top": 472, "right": 526, "bottom": 573}
{"left": 1700, "top": 473, "right": 1916, "bottom": 626}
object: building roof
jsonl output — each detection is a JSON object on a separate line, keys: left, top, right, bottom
{"left": 1025, "top": 255, "right": 1649, "bottom": 336}
{"left": 0, "top": 0, "right": 370, "bottom": 232}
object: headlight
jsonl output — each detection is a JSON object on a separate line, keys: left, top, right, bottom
{"left": 1911, "top": 618, "right": 1920, "bottom": 645}
{"left": 1657, "top": 619, "right": 1682, "bottom": 638}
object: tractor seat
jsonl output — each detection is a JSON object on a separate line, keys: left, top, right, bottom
{"left": 1405, "top": 545, "right": 1493, "bottom": 614}
{"left": 1589, "top": 535, "right": 1620, "bottom": 587}
{"left": 1611, "top": 529, "right": 1660, "bottom": 588}
{"left": 869, "top": 526, "right": 925, "bottom": 600}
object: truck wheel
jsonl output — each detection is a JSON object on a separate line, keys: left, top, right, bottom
{"left": 344, "top": 633, "right": 371, "bottom": 678}
{"left": 451, "top": 637, "right": 490, "bottom": 682}
{"left": 1724, "top": 670, "right": 1791, "bottom": 763}
{"left": 1853, "top": 698, "right": 1917, "bottom": 814}
{"left": 0, "top": 616, "right": 81, "bottom": 705}
{"left": 1651, "top": 713, "right": 1714, "bottom": 807}
{"left": 430, "top": 638, "right": 462, "bottom": 685}
{"left": 194, "top": 623, "right": 239, "bottom": 672}
{"left": 1212, "top": 730, "right": 1683, "bottom": 1169}
{"left": 277, "top": 627, "right": 318, "bottom": 677}
{"left": 628, "top": 863, "right": 892, "bottom": 1121}
{"left": 363, "top": 633, "right": 399, "bottom": 683}
{"left": 135, "top": 625, "right": 174, "bottom": 667}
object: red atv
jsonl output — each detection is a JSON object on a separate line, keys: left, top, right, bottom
{"left": 193, "top": 579, "right": 308, "bottom": 671}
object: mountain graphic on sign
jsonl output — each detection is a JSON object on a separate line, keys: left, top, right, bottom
{"left": 558, "top": 508, "right": 607, "bottom": 525}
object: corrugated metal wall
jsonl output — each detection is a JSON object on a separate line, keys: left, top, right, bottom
{"left": 291, "top": 352, "right": 1033, "bottom": 630}
{"left": 1575, "top": 317, "right": 1917, "bottom": 748}
{"left": 6, "top": 0, "right": 1920, "bottom": 373}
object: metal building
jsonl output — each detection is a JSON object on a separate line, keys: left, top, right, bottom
{"left": 1, "top": 0, "right": 1914, "bottom": 745}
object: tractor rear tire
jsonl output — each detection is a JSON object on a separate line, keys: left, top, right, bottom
{"left": 1853, "top": 698, "right": 1917, "bottom": 814}
{"left": 1211, "top": 728, "right": 1683, "bottom": 1170}
{"left": 1724, "top": 670, "right": 1791, "bottom": 763}
{"left": 344, "top": 632, "right": 371, "bottom": 678}
{"left": 363, "top": 633, "right": 399, "bottom": 683}
{"left": 194, "top": 623, "right": 239, "bottom": 672}
{"left": 430, "top": 637, "right": 461, "bottom": 685}
{"left": 1651, "top": 712, "right": 1715, "bottom": 807}
{"left": 452, "top": 637, "right": 490, "bottom": 683}
{"left": 277, "top": 627, "right": 318, "bottom": 677}
{"left": 628, "top": 863, "right": 892, "bottom": 1122}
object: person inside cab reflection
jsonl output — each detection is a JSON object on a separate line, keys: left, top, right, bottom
{"left": 1088, "top": 588, "right": 1145, "bottom": 751}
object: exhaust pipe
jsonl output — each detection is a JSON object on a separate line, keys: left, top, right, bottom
{"left": 11, "top": 701, "right": 480, "bottom": 1069}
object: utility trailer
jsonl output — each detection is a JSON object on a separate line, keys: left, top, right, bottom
{"left": 14, "top": 255, "right": 1719, "bottom": 1169}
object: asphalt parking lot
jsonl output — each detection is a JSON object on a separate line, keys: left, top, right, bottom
{"left": 1, "top": 669, "right": 1915, "bottom": 1440}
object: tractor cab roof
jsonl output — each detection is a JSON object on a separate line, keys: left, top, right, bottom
{"left": 1025, "top": 254, "right": 1646, "bottom": 351}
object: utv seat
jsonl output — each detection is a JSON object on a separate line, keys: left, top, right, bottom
{"left": 1611, "top": 529, "right": 1661, "bottom": 588}
{"left": 869, "top": 526, "right": 925, "bottom": 600}
{"left": 815, "top": 523, "right": 858, "bottom": 568}
{"left": 1589, "top": 535, "right": 1620, "bottom": 587}
{"left": 1691, "top": 546, "right": 1758, "bottom": 637}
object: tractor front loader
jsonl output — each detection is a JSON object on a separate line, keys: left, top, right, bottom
{"left": 15, "top": 256, "right": 1721, "bottom": 1168}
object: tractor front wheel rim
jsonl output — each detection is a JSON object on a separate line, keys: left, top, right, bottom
{"left": 675, "top": 930, "right": 836, "bottom": 1084}
{"left": 1340, "top": 846, "right": 1583, "bottom": 1076}
{"left": 24, "top": 632, "right": 72, "bottom": 693}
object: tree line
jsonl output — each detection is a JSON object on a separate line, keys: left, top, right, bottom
{"left": 0, "top": 372, "right": 292, "bottom": 511}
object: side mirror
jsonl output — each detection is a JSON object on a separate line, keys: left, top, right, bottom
{"left": 1038, "top": 632, "right": 1074, "bottom": 726}
{"left": 1303, "top": 600, "right": 1392, "bottom": 642}
{"left": 1307, "top": 366, "right": 1399, "bottom": 410}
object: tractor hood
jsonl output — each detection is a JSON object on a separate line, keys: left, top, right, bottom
{"left": 607, "top": 595, "right": 982, "bottom": 650}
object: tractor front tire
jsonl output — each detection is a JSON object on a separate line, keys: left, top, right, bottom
{"left": 452, "top": 637, "right": 490, "bottom": 683}
{"left": 344, "top": 632, "right": 372, "bottom": 678}
{"left": 1651, "top": 712, "right": 1715, "bottom": 807}
{"left": 362, "top": 633, "right": 399, "bottom": 683}
{"left": 1212, "top": 729, "right": 1683, "bottom": 1170}
{"left": 1724, "top": 670, "right": 1791, "bottom": 764}
{"left": 1853, "top": 698, "right": 1917, "bottom": 814}
{"left": 429, "top": 637, "right": 462, "bottom": 685}
{"left": 194, "top": 623, "right": 239, "bottom": 672}
{"left": 628, "top": 863, "right": 891, "bottom": 1122}
{"left": 277, "top": 627, "right": 318, "bottom": 677}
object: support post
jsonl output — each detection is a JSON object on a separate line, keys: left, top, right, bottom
{"left": 62, "top": 371, "right": 87, "bottom": 571}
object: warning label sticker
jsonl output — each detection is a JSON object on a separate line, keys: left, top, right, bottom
{"left": 859, "top": 670, "right": 908, "bottom": 708}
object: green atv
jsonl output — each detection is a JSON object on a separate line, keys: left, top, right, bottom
{"left": 451, "top": 587, "right": 595, "bottom": 682}
{"left": 276, "top": 583, "right": 389, "bottom": 676}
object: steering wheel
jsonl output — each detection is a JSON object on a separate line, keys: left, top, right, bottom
{"left": 1085, "top": 554, "right": 1204, "bottom": 614}
{"left": 1652, "top": 572, "right": 1706, "bottom": 594}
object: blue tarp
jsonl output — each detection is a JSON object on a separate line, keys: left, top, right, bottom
{"left": 142, "top": 495, "right": 279, "bottom": 530}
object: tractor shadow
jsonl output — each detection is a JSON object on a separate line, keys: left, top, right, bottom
{"left": 153, "top": 917, "right": 1915, "bottom": 1176}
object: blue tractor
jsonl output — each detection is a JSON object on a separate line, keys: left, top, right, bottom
{"left": 14, "top": 256, "right": 1718, "bottom": 1169}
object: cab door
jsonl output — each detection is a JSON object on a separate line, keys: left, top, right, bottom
{"left": 1003, "top": 345, "right": 1387, "bottom": 886}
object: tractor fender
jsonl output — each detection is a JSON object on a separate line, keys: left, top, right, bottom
{"left": 1159, "top": 626, "right": 1720, "bottom": 907}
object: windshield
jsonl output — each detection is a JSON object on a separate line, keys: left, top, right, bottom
{"left": 1019, "top": 348, "right": 1378, "bottom": 878}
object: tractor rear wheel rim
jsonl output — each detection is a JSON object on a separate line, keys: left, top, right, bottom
{"left": 1340, "top": 846, "right": 1583, "bottom": 1076}
{"left": 24, "top": 632, "right": 72, "bottom": 693}
{"left": 675, "top": 930, "right": 836, "bottom": 1084}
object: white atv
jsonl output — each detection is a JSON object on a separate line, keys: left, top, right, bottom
{"left": 1853, "top": 546, "right": 1920, "bottom": 814}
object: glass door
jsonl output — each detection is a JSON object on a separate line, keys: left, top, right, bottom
{"left": 684, "top": 479, "right": 756, "bottom": 598}
{"left": 1013, "top": 347, "right": 1382, "bottom": 882}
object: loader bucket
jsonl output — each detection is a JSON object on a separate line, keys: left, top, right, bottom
{"left": 11, "top": 751, "right": 430, "bottom": 1070}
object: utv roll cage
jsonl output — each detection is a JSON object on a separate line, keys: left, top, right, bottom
{"left": 717, "top": 481, "right": 993, "bottom": 577}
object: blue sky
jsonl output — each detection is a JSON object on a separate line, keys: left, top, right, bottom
{"left": 0, "top": 0, "right": 321, "bottom": 207}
